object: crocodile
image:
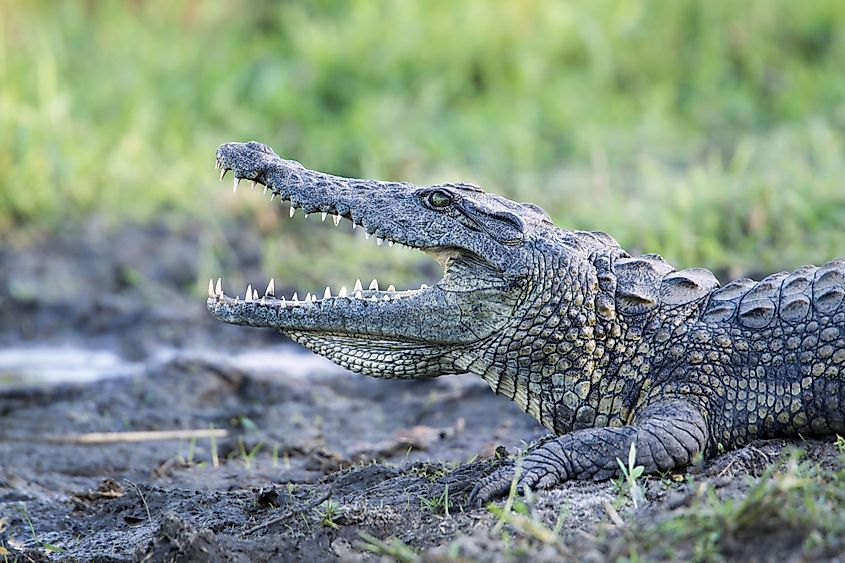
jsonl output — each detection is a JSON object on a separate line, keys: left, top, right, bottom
{"left": 208, "top": 141, "right": 845, "bottom": 504}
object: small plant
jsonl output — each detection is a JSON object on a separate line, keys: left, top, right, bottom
{"left": 238, "top": 437, "right": 264, "bottom": 471}
{"left": 835, "top": 434, "right": 845, "bottom": 457}
{"left": 237, "top": 416, "right": 260, "bottom": 433}
{"left": 616, "top": 442, "right": 645, "bottom": 509}
{"left": 15, "top": 504, "right": 64, "bottom": 555}
{"left": 357, "top": 531, "right": 420, "bottom": 563}
{"left": 486, "top": 464, "right": 569, "bottom": 550}
{"left": 318, "top": 499, "right": 342, "bottom": 529}
{"left": 419, "top": 484, "right": 451, "bottom": 517}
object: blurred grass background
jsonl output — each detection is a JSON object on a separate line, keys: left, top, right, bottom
{"left": 2, "top": 0, "right": 845, "bottom": 291}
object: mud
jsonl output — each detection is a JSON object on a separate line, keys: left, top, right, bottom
{"left": 1, "top": 222, "right": 842, "bottom": 561}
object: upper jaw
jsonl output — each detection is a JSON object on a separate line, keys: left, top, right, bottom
{"left": 215, "top": 142, "right": 531, "bottom": 275}
{"left": 215, "top": 141, "right": 422, "bottom": 250}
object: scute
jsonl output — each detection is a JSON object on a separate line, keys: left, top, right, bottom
{"left": 660, "top": 268, "right": 720, "bottom": 306}
{"left": 709, "top": 278, "right": 756, "bottom": 302}
{"left": 812, "top": 260, "right": 845, "bottom": 313}
{"left": 701, "top": 303, "right": 736, "bottom": 323}
{"left": 815, "top": 261, "right": 845, "bottom": 291}
{"left": 780, "top": 294, "right": 811, "bottom": 322}
{"left": 614, "top": 255, "right": 675, "bottom": 316}
{"left": 815, "top": 287, "right": 845, "bottom": 313}
{"left": 702, "top": 277, "right": 756, "bottom": 324}
{"left": 781, "top": 266, "right": 816, "bottom": 295}
{"left": 738, "top": 298, "right": 776, "bottom": 328}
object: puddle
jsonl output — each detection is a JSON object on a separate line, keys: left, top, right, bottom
{"left": 0, "top": 344, "right": 341, "bottom": 386}
{"left": 0, "top": 346, "right": 144, "bottom": 385}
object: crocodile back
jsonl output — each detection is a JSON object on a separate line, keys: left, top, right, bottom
{"left": 702, "top": 259, "right": 845, "bottom": 328}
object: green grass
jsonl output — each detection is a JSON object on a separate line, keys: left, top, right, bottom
{"left": 2, "top": 0, "right": 845, "bottom": 282}
{"left": 620, "top": 449, "right": 845, "bottom": 561}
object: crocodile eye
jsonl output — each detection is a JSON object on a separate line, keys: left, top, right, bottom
{"left": 427, "top": 191, "right": 452, "bottom": 208}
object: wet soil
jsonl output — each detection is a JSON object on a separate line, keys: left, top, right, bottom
{"left": 1, "top": 222, "right": 842, "bottom": 561}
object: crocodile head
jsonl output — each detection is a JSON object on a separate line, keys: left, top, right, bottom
{"left": 208, "top": 141, "right": 597, "bottom": 379}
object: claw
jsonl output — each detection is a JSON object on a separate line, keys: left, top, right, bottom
{"left": 468, "top": 461, "right": 518, "bottom": 508}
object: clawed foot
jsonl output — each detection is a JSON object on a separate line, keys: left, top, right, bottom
{"left": 468, "top": 453, "right": 569, "bottom": 507}
{"left": 468, "top": 461, "right": 517, "bottom": 506}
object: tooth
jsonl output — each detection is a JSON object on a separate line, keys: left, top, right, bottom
{"left": 352, "top": 222, "right": 357, "bottom": 229}
{"left": 370, "top": 296, "right": 377, "bottom": 302}
{"left": 265, "top": 278, "right": 275, "bottom": 297}
{"left": 289, "top": 206, "right": 296, "bottom": 218}
{"left": 421, "top": 284, "right": 429, "bottom": 289}
{"left": 376, "top": 237, "right": 383, "bottom": 246}
{"left": 387, "top": 284, "right": 396, "bottom": 292}
{"left": 292, "top": 292, "right": 299, "bottom": 303}
{"left": 216, "top": 278, "right": 222, "bottom": 295}
{"left": 355, "top": 290, "right": 363, "bottom": 299}
{"left": 339, "top": 286, "right": 348, "bottom": 297}
{"left": 304, "top": 213, "right": 309, "bottom": 219}
{"left": 324, "top": 286, "right": 331, "bottom": 299}
{"left": 245, "top": 285, "right": 253, "bottom": 302}
{"left": 383, "top": 295, "right": 390, "bottom": 301}
{"left": 333, "top": 215, "right": 341, "bottom": 226}
{"left": 215, "top": 160, "right": 221, "bottom": 170}
{"left": 263, "top": 186, "right": 268, "bottom": 194}
{"left": 388, "top": 240, "right": 394, "bottom": 247}
{"left": 280, "top": 297, "right": 287, "bottom": 308}
{"left": 365, "top": 232, "right": 371, "bottom": 240}
{"left": 245, "top": 293, "right": 252, "bottom": 303}
{"left": 261, "top": 296, "right": 265, "bottom": 305}
{"left": 253, "top": 289, "right": 259, "bottom": 301}
{"left": 208, "top": 279, "right": 215, "bottom": 297}
{"left": 321, "top": 211, "right": 327, "bottom": 222}
{"left": 250, "top": 180, "right": 257, "bottom": 190}
{"left": 220, "top": 168, "right": 228, "bottom": 181}
{"left": 369, "top": 279, "right": 379, "bottom": 291}
{"left": 310, "top": 294, "right": 317, "bottom": 302}
{"left": 354, "top": 279, "right": 363, "bottom": 292}
{"left": 270, "top": 194, "right": 277, "bottom": 201}
{"left": 305, "top": 292, "right": 311, "bottom": 302}
{"left": 233, "top": 177, "right": 240, "bottom": 193}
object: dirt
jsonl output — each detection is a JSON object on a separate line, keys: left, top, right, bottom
{"left": 0, "top": 221, "right": 842, "bottom": 562}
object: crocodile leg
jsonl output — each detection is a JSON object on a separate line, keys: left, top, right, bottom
{"left": 470, "top": 399, "right": 708, "bottom": 505}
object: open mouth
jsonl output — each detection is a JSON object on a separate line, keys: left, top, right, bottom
{"left": 205, "top": 142, "right": 492, "bottom": 339}
{"left": 206, "top": 161, "right": 439, "bottom": 313}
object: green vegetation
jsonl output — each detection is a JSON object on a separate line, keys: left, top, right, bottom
{"left": 419, "top": 484, "right": 452, "bottom": 516}
{"left": 317, "top": 499, "right": 343, "bottom": 529}
{"left": 357, "top": 531, "right": 420, "bottom": 563}
{"left": 3, "top": 0, "right": 845, "bottom": 283}
{"left": 621, "top": 448, "right": 845, "bottom": 561}
{"left": 616, "top": 442, "right": 645, "bottom": 508}
{"left": 15, "top": 503, "right": 64, "bottom": 555}
{"left": 473, "top": 447, "right": 845, "bottom": 561}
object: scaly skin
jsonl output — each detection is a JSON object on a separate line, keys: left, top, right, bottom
{"left": 208, "top": 141, "right": 845, "bottom": 505}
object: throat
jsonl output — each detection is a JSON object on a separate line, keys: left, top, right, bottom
{"left": 287, "top": 331, "right": 467, "bottom": 379}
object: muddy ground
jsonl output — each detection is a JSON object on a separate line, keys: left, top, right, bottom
{"left": 1, "top": 222, "right": 843, "bottom": 562}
